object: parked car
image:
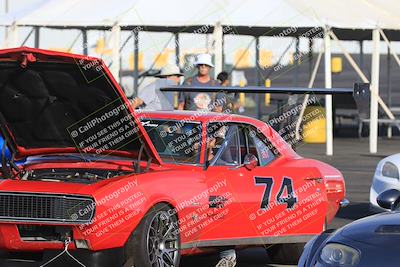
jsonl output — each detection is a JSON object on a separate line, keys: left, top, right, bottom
{"left": 299, "top": 188, "right": 400, "bottom": 267}
{"left": 370, "top": 153, "right": 400, "bottom": 212}
{"left": 0, "top": 47, "right": 347, "bottom": 267}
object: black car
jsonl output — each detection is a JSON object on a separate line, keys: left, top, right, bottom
{"left": 299, "top": 189, "right": 400, "bottom": 267}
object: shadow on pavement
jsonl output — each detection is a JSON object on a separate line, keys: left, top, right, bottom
{"left": 181, "top": 247, "right": 295, "bottom": 267}
{"left": 335, "top": 202, "right": 375, "bottom": 221}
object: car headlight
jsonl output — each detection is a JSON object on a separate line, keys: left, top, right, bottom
{"left": 320, "top": 243, "right": 360, "bottom": 266}
{"left": 382, "top": 162, "right": 399, "bottom": 179}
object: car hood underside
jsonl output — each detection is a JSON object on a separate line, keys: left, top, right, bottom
{"left": 0, "top": 47, "right": 160, "bottom": 164}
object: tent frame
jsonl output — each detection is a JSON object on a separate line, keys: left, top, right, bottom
{"left": 3, "top": 21, "right": 399, "bottom": 155}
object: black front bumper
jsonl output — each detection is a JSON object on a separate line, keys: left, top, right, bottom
{"left": 0, "top": 247, "right": 125, "bottom": 267}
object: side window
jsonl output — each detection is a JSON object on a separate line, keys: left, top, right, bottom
{"left": 208, "top": 124, "right": 240, "bottom": 166}
{"left": 207, "top": 122, "right": 228, "bottom": 158}
{"left": 248, "top": 128, "right": 276, "bottom": 166}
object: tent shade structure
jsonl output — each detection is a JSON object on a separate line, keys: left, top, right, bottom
{"left": 2, "top": 0, "right": 399, "bottom": 155}
{"left": 1, "top": 0, "right": 400, "bottom": 39}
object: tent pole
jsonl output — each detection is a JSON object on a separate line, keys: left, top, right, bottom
{"left": 133, "top": 30, "right": 139, "bottom": 96}
{"left": 111, "top": 25, "right": 121, "bottom": 84}
{"left": 387, "top": 45, "right": 391, "bottom": 107}
{"left": 82, "top": 29, "right": 88, "bottom": 55}
{"left": 379, "top": 29, "right": 400, "bottom": 138}
{"left": 256, "top": 36, "right": 261, "bottom": 85}
{"left": 295, "top": 47, "right": 323, "bottom": 140}
{"left": 222, "top": 34, "right": 225, "bottom": 69}
{"left": 324, "top": 27, "right": 333, "bottom": 156}
{"left": 329, "top": 31, "right": 395, "bottom": 120}
{"left": 175, "top": 33, "right": 180, "bottom": 66}
{"left": 213, "top": 21, "right": 223, "bottom": 79}
{"left": 370, "top": 29, "right": 380, "bottom": 154}
{"left": 138, "top": 35, "right": 174, "bottom": 88}
{"left": 255, "top": 36, "right": 261, "bottom": 119}
{"left": 379, "top": 29, "right": 400, "bottom": 68}
{"left": 4, "top": 0, "right": 8, "bottom": 46}
{"left": 309, "top": 38, "right": 313, "bottom": 79}
{"left": 229, "top": 38, "right": 256, "bottom": 73}
{"left": 20, "top": 27, "right": 35, "bottom": 46}
{"left": 359, "top": 40, "right": 364, "bottom": 71}
{"left": 6, "top": 22, "right": 18, "bottom": 48}
{"left": 34, "top": 26, "right": 39, "bottom": 48}
{"left": 294, "top": 36, "right": 300, "bottom": 87}
{"left": 387, "top": 45, "right": 392, "bottom": 138}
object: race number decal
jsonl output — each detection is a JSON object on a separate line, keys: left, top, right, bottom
{"left": 276, "top": 177, "right": 298, "bottom": 209}
{"left": 254, "top": 177, "right": 273, "bottom": 209}
{"left": 255, "top": 176, "right": 297, "bottom": 210}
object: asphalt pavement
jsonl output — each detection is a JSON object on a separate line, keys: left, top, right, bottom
{"left": 181, "top": 137, "right": 400, "bottom": 267}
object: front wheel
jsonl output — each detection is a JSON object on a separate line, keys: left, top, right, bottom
{"left": 125, "top": 203, "right": 181, "bottom": 267}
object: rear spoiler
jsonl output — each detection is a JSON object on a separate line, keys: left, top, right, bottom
{"left": 161, "top": 85, "right": 354, "bottom": 95}
{"left": 161, "top": 83, "right": 369, "bottom": 95}
{"left": 161, "top": 83, "right": 370, "bottom": 115}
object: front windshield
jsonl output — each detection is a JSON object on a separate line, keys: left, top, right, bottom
{"left": 141, "top": 119, "right": 202, "bottom": 165}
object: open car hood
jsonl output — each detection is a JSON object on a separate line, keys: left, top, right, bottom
{"left": 0, "top": 47, "right": 162, "bottom": 165}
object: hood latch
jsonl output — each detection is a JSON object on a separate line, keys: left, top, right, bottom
{"left": 20, "top": 52, "right": 37, "bottom": 68}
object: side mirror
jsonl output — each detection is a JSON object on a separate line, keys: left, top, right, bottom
{"left": 243, "top": 154, "right": 258, "bottom": 170}
{"left": 377, "top": 189, "right": 400, "bottom": 211}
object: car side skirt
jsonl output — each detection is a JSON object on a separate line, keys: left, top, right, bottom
{"left": 181, "top": 234, "right": 316, "bottom": 249}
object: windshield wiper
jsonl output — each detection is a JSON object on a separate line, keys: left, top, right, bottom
{"left": 37, "top": 153, "right": 92, "bottom": 162}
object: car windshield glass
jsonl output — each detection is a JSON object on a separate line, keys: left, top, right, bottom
{"left": 141, "top": 119, "right": 202, "bottom": 165}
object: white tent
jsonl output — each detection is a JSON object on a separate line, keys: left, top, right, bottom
{"left": 2, "top": 0, "right": 400, "bottom": 154}
{"left": 0, "top": 0, "right": 322, "bottom": 29}
{"left": 1, "top": 0, "right": 400, "bottom": 31}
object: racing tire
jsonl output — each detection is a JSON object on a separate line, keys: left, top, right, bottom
{"left": 124, "top": 203, "right": 181, "bottom": 267}
{"left": 267, "top": 243, "right": 305, "bottom": 265}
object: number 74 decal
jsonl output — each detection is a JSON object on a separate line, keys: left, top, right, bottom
{"left": 255, "top": 177, "right": 298, "bottom": 210}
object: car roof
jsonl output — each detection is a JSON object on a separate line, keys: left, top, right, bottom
{"left": 381, "top": 153, "right": 400, "bottom": 166}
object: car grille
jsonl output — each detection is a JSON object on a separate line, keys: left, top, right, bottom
{"left": 0, "top": 192, "right": 95, "bottom": 224}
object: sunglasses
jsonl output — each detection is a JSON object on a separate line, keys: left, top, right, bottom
{"left": 198, "top": 64, "right": 210, "bottom": 68}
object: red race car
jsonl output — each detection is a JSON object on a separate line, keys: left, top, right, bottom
{"left": 0, "top": 47, "right": 347, "bottom": 267}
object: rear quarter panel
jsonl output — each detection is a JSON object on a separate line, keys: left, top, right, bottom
{"left": 291, "top": 159, "right": 345, "bottom": 223}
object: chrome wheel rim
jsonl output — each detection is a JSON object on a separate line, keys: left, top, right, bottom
{"left": 147, "top": 210, "right": 179, "bottom": 267}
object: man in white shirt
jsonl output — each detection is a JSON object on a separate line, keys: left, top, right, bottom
{"left": 131, "top": 64, "right": 183, "bottom": 110}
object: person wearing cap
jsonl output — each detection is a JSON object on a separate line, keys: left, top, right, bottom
{"left": 178, "top": 53, "right": 224, "bottom": 111}
{"left": 131, "top": 64, "right": 183, "bottom": 111}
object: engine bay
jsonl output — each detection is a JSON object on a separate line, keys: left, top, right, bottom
{"left": 20, "top": 168, "right": 133, "bottom": 184}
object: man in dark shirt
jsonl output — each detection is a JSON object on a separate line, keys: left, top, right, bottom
{"left": 178, "top": 54, "right": 224, "bottom": 111}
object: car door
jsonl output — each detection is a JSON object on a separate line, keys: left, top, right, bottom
{"left": 198, "top": 123, "right": 272, "bottom": 242}
{"left": 243, "top": 125, "right": 328, "bottom": 239}
{"left": 199, "top": 122, "right": 327, "bottom": 244}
